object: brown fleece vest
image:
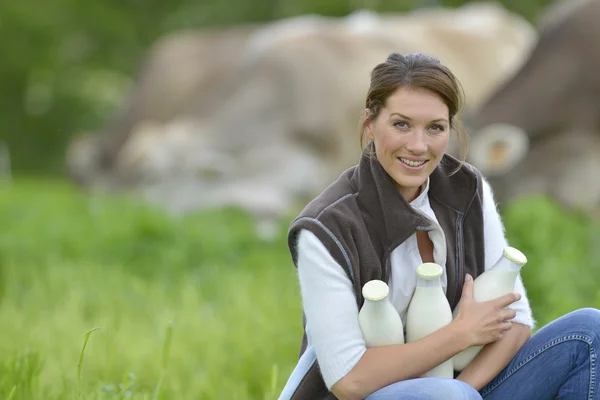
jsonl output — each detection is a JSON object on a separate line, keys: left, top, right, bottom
{"left": 286, "top": 153, "right": 485, "bottom": 399}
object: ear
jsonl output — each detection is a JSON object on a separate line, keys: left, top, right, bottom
{"left": 363, "top": 109, "right": 375, "bottom": 140}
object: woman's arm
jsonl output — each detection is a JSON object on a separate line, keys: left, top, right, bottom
{"left": 480, "top": 176, "right": 536, "bottom": 329}
{"left": 332, "top": 272, "right": 520, "bottom": 400}
{"left": 295, "top": 229, "right": 367, "bottom": 389}
{"left": 450, "top": 176, "right": 536, "bottom": 390}
{"left": 332, "top": 322, "right": 469, "bottom": 400}
{"left": 456, "top": 322, "right": 531, "bottom": 391}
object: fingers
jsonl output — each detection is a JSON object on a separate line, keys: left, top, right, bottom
{"left": 460, "top": 273, "right": 474, "bottom": 303}
{"left": 479, "top": 321, "right": 513, "bottom": 344}
{"left": 499, "top": 321, "right": 513, "bottom": 332}
{"left": 493, "top": 322, "right": 512, "bottom": 341}
{"left": 501, "top": 308, "right": 517, "bottom": 321}
{"left": 494, "top": 292, "right": 522, "bottom": 308}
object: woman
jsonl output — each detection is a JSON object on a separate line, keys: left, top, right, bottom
{"left": 278, "top": 53, "right": 600, "bottom": 400}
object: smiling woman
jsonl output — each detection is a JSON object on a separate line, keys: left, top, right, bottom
{"left": 279, "top": 52, "right": 600, "bottom": 400}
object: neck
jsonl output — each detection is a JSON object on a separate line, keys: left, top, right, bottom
{"left": 398, "top": 185, "right": 422, "bottom": 203}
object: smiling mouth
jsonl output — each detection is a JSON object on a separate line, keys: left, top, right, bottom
{"left": 398, "top": 157, "right": 428, "bottom": 167}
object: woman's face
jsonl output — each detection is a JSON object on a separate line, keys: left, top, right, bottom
{"left": 365, "top": 86, "right": 451, "bottom": 202}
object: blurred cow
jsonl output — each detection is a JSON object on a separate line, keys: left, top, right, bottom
{"left": 466, "top": 0, "right": 600, "bottom": 219}
{"left": 66, "top": 4, "right": 537, "bottom": 238}
{"left": 66, "top": 24, "right": 260, "bottom": 189}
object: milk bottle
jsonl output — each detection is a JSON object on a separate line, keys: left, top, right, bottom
{"left": 358, "top": 280, "right": 405, "bottom": 347}
{"left": 405, "top": 262, "right": 454, "bottom": 378}
{"left": 452, "top": 246, "right": 528, "bottom": 371}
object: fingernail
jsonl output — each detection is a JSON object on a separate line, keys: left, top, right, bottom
{"left": 465, "top": 273, "right": 472, "bottom": 281}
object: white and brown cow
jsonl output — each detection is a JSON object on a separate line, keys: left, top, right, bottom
{"left": 466, "top": 0, "right": 600, "bottom": 219}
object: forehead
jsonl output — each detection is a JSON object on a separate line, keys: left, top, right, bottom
{"left": 384, "top": 87, "right": 449, "bottom": 119}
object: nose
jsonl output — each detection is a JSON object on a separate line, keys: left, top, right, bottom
{"left": 405, "top": 130, "right": 428, "bottom": 154}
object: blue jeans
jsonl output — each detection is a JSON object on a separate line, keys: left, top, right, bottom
{"left": 366, "top": 308, "right": 600, "bottom": 400}
{"left": 365, "top": 377, "right": 481, "bottom": 399}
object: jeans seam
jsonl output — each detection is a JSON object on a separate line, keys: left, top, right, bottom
{"left": 481, "top": 334, "right": 596, "bottom": 399}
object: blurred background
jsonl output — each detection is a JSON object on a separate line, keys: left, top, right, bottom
{"left": 2, "top": 0, "right": 600, "bottom": 398}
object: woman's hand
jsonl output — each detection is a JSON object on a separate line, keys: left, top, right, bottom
{"left": 453, "top": 273, "right": 521, "bottom": 347}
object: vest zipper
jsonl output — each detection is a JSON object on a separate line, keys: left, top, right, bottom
{"left": 454, "top": 213, "right": 465, "bottom": 308}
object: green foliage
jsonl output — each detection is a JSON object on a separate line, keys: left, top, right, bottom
{"left": 0, "top": 179, "right": 599, "bottom": 399}
{"left": 501, "top": 195, "right": 600, "bottom": 327}
{"left": 0, "top": 179, "right": 302, "bottom": 399}
{"left": 2, "top": 0, "right": 556, "bottom": 175}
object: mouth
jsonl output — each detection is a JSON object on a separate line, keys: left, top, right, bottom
{"left": 397, "top": 157, "right": 428, "bottom": 170}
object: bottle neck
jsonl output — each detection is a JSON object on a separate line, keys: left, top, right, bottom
{"left": 362, "top": 297, "right": 389, "bottom": 313}
{"left": 491, "top": 255, "right": 523, "bottom": 273}
{"left": 416, "top": 276, "right": 441, "bottom": 288}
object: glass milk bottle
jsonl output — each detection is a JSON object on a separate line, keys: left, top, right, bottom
{"left": 358, "top": 280, "right": 405, "bottom": 347}
{"left": 405, "top": 262, "right": 454, "bottom": 378}
{"left": 453, "top": 246, "right": 528, "bottom": 371}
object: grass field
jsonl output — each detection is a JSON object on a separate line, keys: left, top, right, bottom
{"left": 1, "top": 177, "right": 599, "bottom": 399}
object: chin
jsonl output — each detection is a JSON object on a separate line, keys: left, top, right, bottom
{"left": 392, "top": 171, "right": 426, "bottom": 186}
{"left": 393, "top": 176, "right": 427, "bottom": 192}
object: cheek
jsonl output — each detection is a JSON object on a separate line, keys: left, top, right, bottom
{"left": 374, "top": 129, "right": 400, "bottom": 149}
{"left": 432, "top": 133, "right": 450, "bottom": 153}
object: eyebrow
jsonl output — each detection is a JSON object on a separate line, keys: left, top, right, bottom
{"left": 390, "top": 112, "right": 449, "bottom": 124}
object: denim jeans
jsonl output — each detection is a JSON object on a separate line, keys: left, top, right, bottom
{"left": 365, "top": 377, "right": 482, "bottom": 399}
{"left": 366, "top": 308, "right": 600, "bottom": 400}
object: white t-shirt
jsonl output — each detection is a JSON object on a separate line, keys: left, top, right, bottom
{"left": 295, "top": 176, "right": 535, "bottom": 389}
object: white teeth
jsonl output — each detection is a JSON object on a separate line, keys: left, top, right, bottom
{"left": 399, "top": 158, "right": 426, "bottom": 167}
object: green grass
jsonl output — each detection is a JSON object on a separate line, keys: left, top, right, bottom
{"left": 0, "top": 178, "right": 599, "bottom": 399}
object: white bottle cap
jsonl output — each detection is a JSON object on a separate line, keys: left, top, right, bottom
{"left": 416, "top": 262, "right": 443, "bottom": 279}
{"left": 503, "top": 247, "right": 527, "bottom": 266}
{"left": 362, "top": 280, "right": 389, "bottom": 301}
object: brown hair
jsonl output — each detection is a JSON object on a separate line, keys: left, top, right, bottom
{"left": 360, "top": 52, "right": 468, "bottom": 162}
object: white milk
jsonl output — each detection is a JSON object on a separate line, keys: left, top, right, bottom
{"left": 405, "top": 263, "right": 454, "bottom": 378}
{"left": 473, "top": 269, "right": 520, "bottom": 303}
{"left": 453, "top": 246, "right": 527, "bottom": 371}
{"left": 358, "top": 280, "right": 405, "bottom": 347}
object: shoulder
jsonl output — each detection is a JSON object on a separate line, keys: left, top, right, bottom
{"left": 432, "top": 154, "right": 483, "bottom": 189}
{"left": 479, "top": 174, "right": 504, "bottom": 218}
{"left": 287, "top": 167, "right": 363, "bottom": 271}
{"left": 289, "top": 166, "right": 361, "bottom": 236}
{"left": 429, "top": 154, "right": 485, "bottom": 211}
{"left": 447, "top": 155, "right": 487, "bottom": 201}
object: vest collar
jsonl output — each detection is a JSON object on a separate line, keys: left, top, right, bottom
{"left": 353, "top": 152, "right": 479, "bottom": 252}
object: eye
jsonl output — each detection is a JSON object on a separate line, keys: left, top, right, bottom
{"left": 429, "top": 124, "right": 446, "bottom": 133}
{"left": 393, "top": 121, "right": 409, "bottom": 129}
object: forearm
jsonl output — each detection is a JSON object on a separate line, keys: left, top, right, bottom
{"left": 456, "top": 323, "right": 531, "bottom": 391}
{"left": 332, "top": 321, "right": 470, "bottom": 400}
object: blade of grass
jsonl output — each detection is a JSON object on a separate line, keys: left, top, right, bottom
{"left": 77, "top": 327, "right": 115, "bottom": 400}
{"left": 6, "top": 385, "right": 17, "bottom": 400}
{"left": 152, "top": 321, "right": 174, "bottom": 400}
